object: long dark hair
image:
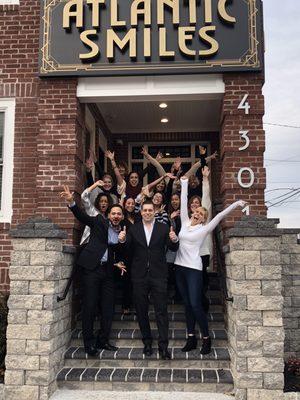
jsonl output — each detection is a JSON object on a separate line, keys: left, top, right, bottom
{"left": 94, "top": 192, "right": 112, "bottom": 216}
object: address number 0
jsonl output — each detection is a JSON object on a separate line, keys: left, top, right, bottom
{"left": 237, "top": 167, "right": 255, "bottom": 189}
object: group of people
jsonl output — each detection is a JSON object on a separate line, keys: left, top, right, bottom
{"left": 60, "top": 145, "right": 246, "bottom": 359}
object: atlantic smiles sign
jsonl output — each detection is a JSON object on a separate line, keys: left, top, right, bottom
{"left": 39, "top": 0, "right": 264, "bottom": 76}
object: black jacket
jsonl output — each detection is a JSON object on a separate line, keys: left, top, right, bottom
{"left": 69, "top": 204, "right": 120, "bottom": 271}
{"left": 125, "top": 221, "right": 179, "bottom": 281}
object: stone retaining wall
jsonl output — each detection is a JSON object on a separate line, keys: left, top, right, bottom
{"left": 4, "top": 218, "right": 73, "bottom": 400}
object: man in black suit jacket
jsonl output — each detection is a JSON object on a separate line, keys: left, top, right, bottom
{"left": 119, "top": 199, "right": 179, "bottom": 359}
{"left": 60, "top": 185, "right": 126, "bottom": 355}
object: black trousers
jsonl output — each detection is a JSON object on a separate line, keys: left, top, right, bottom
{"left": 201, "top": 255, "right": 210, "bottom": 312}
{"left": 81, "top": 263, "right": 114, "bottom": 349}
{"left": 132, "top": 277, "right": 168, "bottom": 350}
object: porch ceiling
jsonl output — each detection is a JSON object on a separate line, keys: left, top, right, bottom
{"left": 96, "top": 98, "right": 222, "bottom": 134}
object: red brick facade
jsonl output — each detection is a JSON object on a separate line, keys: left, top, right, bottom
{"left": 0, "top": 1, "right": 266, "bottom": 293}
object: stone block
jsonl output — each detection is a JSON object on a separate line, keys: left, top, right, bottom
{"left": 25, "top": 369, "right": 55, "bottom": 385}
{"left": 5, "top": 355, "right": 39, "bottom": 370}
{"left": 44, "top": 265, "right": 61, "bottom": 280}
{"left": 244, "top": 237, "right": 280, "bottom": 251}
{"left": 4, "top": 370, "right": 24, "bottom": 386}
{"left": 233, "top": 295, "right": 247, "bottom": 310}
{"left": 29, "top": 281, "right": 59, "bottom": 295}
{"left": 7, "top": 295, "right": 43, "bottom": 310}
{"left": 7, "top": 310, "right": 27, "bottom": 324}
{"left": 45, "top": 239, "right": 63, "bottom": 251}
{"left": 229, "top": 237, "right": 245, "bottom": 251}
{"left": 261, "top": 251, "right": 281, "bottom": 265}
{"left": 247, "top": 296, "right": 283, "bottom": 311}
{"left": 27, "top": 310, "right": 56, "bottom": 325}
{"left": 6, "top": 340, "right": 26, "bottom": 355}
{"left": 10, "top": 251, "right": 30, "bottom": 266}
{"left": 290, "top": 254, "right": 300, "bottom": 264}
{"left": 6, "top": 324, "right": 40, "bottom": 340}
{"left": 248, "top": 326, "right": 284, "bottom": 341}
{"left": 235, "top": 325, "right": 248, "bottom": 341}
{"left": 231, "top": 281, "right": 261, "bottom": 295}
{"left": 235, "top": 388, "right": 247, "bottom": 400}
{"left": 245, "top": 265, "right": 281, "bottom": 280}
{"left": 231, "top": 355, "right": 247, "bottom": 372}
{"left": 26, "top": 340, "right": 52, "bottom": 355}
{"left": 233, "top": 372, "right": 263, "bottom": 389}
{"left": 263, "top": 311, "right": 283, "bottom": 326}
{"left": 227, "top": 265, "right": 245, "bottom": 280}
{"left": 9, "top": 265, "right": 45, "bottom": 281}
{"left": 281, "top": 244, "right": 300, "bottom": 254}
{"left": 236, "top": 341, "right": 262, "bottom": 357}
{"left": 281, "top": 254, "right": 291, "bottom": 264}
{"left": 13, "top": 239, "right": 46, "bottom": 251}
{"left": 230, "top": 251, "right": 261, "bottom": 266}
{"left": 281, "top": 234, "right": 298, "bottom": 244}
{"left": 4, "top": 385, "right": 39, "bottom": 400}
{"left": 292, "top": 297, "right": 300, "bottom": 307}
{"left": 247, "top": 389, "right": 284, "bottom": 400}
{"left": 262, "top": 281, "right": 282, "bottom": 296}
{"left": 248, "top": 357, "right": 284, "bottom": 372}
{"left": 30, "top": 251, "right": 62, "bottom": 266}
{"left": 236, "top": 310, "right": 263, "bottom": 326}
{"left": 263, "top": 372, "right": 284, "bottom": 389}
{"left": 62, "top": 252, "right": 73, "bottom": 266}
{"left": 10, "top": 281, "right": 29, "bottom": 295}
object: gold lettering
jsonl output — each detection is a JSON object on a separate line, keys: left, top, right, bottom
{"left": 63, "top": 0, "right": 83, "bottom": 29}
{"left": 110, "top": 0, "right": 126, "bottom": 27}
{"left": 144, "top": 27, "right": 151, "bottom": 57}
{"left": 80, "top": 30, "right": 100, "bottom": 60}
{"left": 204, "top": 0, "right": 212, "bottom": 24}
{"left": 218, "top": 0, "right": 236, "bottom": 23}
{"left": 159, "top": 27, "right": 175, "bottom": 57}
{"left": 107, "top": 29, "right": 137, "bottom": 59}
{"left": 199, "top": 26, "right": 219, "bottom": 56}
{"left": 178, "top": 27, "right": 196, "bottom": 56}
{"left": 157, "top": 0, "right": 179, "bottom": 26}
{"left": 188, "top": 0, "right": 196, "bottom": 25}
{"left": 86, "top": 0, "right": 106, "bottom": 27}
{"left": 131, "top": 0, "right": 151, "bottom": 26}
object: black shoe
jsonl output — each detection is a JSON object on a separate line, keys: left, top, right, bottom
{"left": 181, "top": 335, "right": 197, "bottom": 352}
{"left": 159, "top": 348, "right": 171, "bottom": 360}
{"left": 143, "top": 343, "right": 153, "bottom": 357}
{"left": 84, "top": 345, "right": 99, "bottom": 356}
{"left": 97, "top": 342, "right": 118, "bottom": 351}
{"left": 200, "top": 337, "right": 212, "bottom": 355}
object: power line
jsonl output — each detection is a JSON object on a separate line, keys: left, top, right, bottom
{"left": 264, "top": 122, "right": 300, "bottom": 129}
{"left": 267, "top": 189, "right": 300, "bottom": 208}
{"left": 265, "top": 188, "right": 300, "bottom": 193}
{"left": 266, "top": 188, "right": 300, "bottom": 204}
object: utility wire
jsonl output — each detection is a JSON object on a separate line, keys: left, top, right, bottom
{"left": 267, "top": 189, "right": 300, "bottom": 208}
{"left": 264, "top": 123, "right": 300, "bottom": 129}
{"left": 266, "top": 188, "right": 300, "bottom": 204}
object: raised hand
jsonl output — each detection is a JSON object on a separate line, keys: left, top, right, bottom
{"left": 118, "top": 225, "right": 126, "bottom": 242}
{"left": 59, "top": 185, "right": 74, "bottom": 203}
{"left": 114, "top": 261, "right": 127, "bottom": 276}
{"left": 170, "top": 210, "right": 180, "bottom": 220}
{"left": 141, "top": 146, "right": 149, "bottom": 158}
{"left": 206, "top": 151, "right": 218, "bottom": 162}
{"left": 156, "top": 151, "right": 163, "bottom": 161}
{"left": 169, "top": 226, "right": 178, "bottom": 242}
{"left": 173, "top": 157, "right": 182, "bottom": 170}
{"left": 180, "top": 175, "right": 188, "bottom": 181}
{"left": 105, "top": 150, "right": 115, "bottom": 161}
{"left": 165, "top": 172, "right": 176, "bottom": 179}
{"left": 202, "top": 166, "right": 210, "bottom": 178}
{"left": 95, "top": 180, "right": 104, "bottom": 187}
{"left": 199, "top": 145, "right": 207, "bottom": 156}
{"left": 237, "top": 200, "right": 247, "bottom": 208}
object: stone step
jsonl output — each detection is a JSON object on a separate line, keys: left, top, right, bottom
{"left": 76, "top": 320, "right": 226, "bottom": 330}
{"left": 76, "top": 311, "right": 225, "bottom": 323}
{"left": 64, "top": 346, "right": 230, "bottom": 369}
{"left": 112, "top": 303, "right": 223, "bottom": 313}
{"left": 57, "top": 367, "right": 233, "bottom": 393}
{"left": 50, "top": 389, "right": 234, "bottom": 400}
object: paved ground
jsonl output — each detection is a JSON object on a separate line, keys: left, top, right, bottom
{"left": 50, "top": 390, "right": 234, "bottom": 400}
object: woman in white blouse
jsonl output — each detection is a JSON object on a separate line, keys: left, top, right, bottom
{"left": 175, "top": 172, "right": 246, "bottom": 355}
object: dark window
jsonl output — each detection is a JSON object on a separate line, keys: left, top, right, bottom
{"left": 148, "top": 145, "right": 191, "bottom": 158}
{"left": 131, "top": 146, "right": 143, "bottom": 160}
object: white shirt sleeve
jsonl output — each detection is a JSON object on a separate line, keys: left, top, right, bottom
{"left": 202, "top": 200, "right": 242, "bottom": 234}
{"left": 180, "top": 178, "right": 189, "bottom": 225}
{"left": 201, "top": 178, "right": 212, "bottom": 221}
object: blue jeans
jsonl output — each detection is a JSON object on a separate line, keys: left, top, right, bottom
{"left": 175, "top": 265, "right": 209, "bottom": 337}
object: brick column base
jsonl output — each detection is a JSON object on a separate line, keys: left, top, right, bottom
{"left": 225, "top": 216, "right": 285, "bottom": 400}
{"left": 4, "top": 217, "right": 73, "bottom": 400}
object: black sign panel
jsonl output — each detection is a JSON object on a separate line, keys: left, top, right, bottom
{"left": 39, "top": 0, "right": 264, "bottom": 76}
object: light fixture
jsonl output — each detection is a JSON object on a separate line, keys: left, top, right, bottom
{"left": 159, "top": 103, "right": 168, "bottom": 109}
{"left": 166, "top": 152, "right": 171, "bottom": 156}
{"left": 161, "top": 118, "right": 168, "bottom": 123}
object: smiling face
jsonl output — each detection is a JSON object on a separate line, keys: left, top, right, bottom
{"left": 103, "top": 175, "right": 113, "bottom": 191}
{"left": 156, "top": 180, "right": 166, "bottom": 192}
{"left": 189, "top": 196, "right": 202, "bottom": 213}
{"left": 152, "top": 192, "right": 163, "bottom": 207}
{"left": 190, "top": 207, "right": 208, "bottom": 226}
{"left": 129, "top": 172, "right": 139, "bottom": 187}
{"left": 171, "top": 194, "right": 180, "bottom": 210}
{"left": 124, "top": 197, "right": 135, "bottom": 213}
{"left": 108, "top": 205, "right": 124, "bottom": 226}
{"left": 98, "top": 195, "right": 109, "bottom": 214}
{"left": 189, "top": 175, "right": 199, "bottom": 189}
{"left": 141, "top": 202, "right": 155, "bottom": 223}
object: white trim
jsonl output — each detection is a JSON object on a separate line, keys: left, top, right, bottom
{"left": 77, "top": 75, "right": 225, "bottom": 103}
{"left": 0, "top": 98, "right": 15, "bottom": 223}
{"left": 0, "top": 0, "right": 19, "bottom": 4}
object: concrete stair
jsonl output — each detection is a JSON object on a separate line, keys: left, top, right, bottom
{"left": 56, "top": 274, "right": 233, "bottom": 394}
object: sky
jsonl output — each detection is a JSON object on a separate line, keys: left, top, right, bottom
{"left": 263, "top": 0, "right": 300, "bottom": 228}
